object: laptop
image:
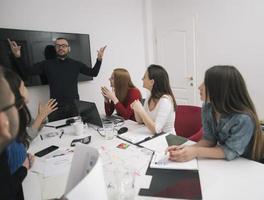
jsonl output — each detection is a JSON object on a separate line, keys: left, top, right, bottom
{"left": 76, "top": 100, "right": 103, "bottom": 127}
{"left": 76, "top": 100, "right": 125, "bottom": 127}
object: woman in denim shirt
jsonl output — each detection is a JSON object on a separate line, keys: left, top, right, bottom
{"left": 167, "top": 65, "right": 264, "bottom": 162}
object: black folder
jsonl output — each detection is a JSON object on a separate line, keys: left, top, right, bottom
{"left": 139, "top": 167, "right": 202, "bottom": 199}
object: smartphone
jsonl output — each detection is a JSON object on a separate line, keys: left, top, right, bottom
{"left": 35, "top": 145, "right": 59, "bottom": 157}
{"left": 71, "top": 136, "right": 91, "bottom": 147}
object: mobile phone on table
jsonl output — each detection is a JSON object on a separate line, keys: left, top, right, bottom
{"left": 34, "top": 145, "right": 59, "bottom": 157}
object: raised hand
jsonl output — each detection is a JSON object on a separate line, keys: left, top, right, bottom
{"left": 97, "top": 45, "right": 107, "bottom": 61}
{"left": 7, "top": 38, "right": 21, "bottom": 58}
{"left": 37, "top": 99, "right": 58, "bottom": 121}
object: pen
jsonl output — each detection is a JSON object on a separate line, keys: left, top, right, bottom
{"left": 59, "top": 130, "right": 64, "bottom": 138}
{"left": 40, "top": 135, "right": 43, "bottom": 140}
{"left": 44, "top": 124, "right": 56, "bottom": 128}
{"left": 52, "top": 153, "right": 65, "bottom": 158}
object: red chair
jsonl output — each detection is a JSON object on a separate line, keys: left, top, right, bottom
{"left": 174, "top": 105, "right": 203, "bottom": 142}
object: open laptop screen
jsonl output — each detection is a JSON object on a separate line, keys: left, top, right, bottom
{"left": 76, "top": 100, "right": 103, "bottom": 127}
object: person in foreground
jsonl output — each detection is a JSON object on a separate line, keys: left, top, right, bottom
{"left": 131, "top": 64, "right": 177, "bottom": 134}
{"left": 101, "top": 68, "right": 141, "bottom": 121}
{"left": 167, "top": 65, "right": 264, "bottom": 162}
{"left": 0, "top": 66, "right": 29, "bottom": 200}
{"left": 4, "top": 69, "right": 56, "bottom": 174}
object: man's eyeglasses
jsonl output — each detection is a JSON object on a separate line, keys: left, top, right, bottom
{"left": 55, "top": 44, "right": 69, "bottom": 49}
{"left": 0, "top": 99, "right": 24, "bottom": 112}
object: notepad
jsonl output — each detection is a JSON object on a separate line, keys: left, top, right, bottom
{"left": 150, "top": 152, "right": 198, "bottom": 170}
{"left": 118, "top": 126, "right": 153, "bottom": 144}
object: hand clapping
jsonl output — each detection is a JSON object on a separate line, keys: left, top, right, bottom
{"left": 101, "top": 86, "right": 118, "bottom": 104}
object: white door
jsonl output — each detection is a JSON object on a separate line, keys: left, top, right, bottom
{"left": 154, "top": 16, "right": 197, "bottom": 105}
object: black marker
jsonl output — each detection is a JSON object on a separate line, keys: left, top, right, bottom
{"left": 40, "top": 135, "right": 43, "bottom": 140}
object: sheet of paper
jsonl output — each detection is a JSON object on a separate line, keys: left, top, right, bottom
{"left": 150, "top": 152, "right": 198, "bottom": 170}
{"left": 140, "top": 133, "right": 170, "bottom": 152}
{"left": 30, "top": 150, "right": 73, "bottom": 177}
{"left": 65, "top": 144, "right": 108, "bottom": 200}
{"left": 124, "top": 120, "right": 145, "bottom": 130}
{"left": 118, "top": 126, "right": 153, "bottom": 144}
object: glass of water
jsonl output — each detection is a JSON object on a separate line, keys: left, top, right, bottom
{"left": 118, "top": 168, "right": 135, "bottom": 200}
{"left": 103, "top": 121, "right": 115, "bottom": 140}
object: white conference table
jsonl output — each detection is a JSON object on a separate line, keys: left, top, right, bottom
{"left": 23, "top": 119, "right": 264, "bottom": 200}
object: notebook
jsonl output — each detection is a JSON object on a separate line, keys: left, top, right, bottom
{"left": 118, "top": 126, "right": 154, "bottom": 144}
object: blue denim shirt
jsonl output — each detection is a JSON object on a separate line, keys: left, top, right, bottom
{"left": 202, "top": 103, "right": 254, "bottom": 160}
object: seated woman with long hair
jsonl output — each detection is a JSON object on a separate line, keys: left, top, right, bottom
{"left": 131, "top": 64, "right": 177, "bottom": 134}
{"left": 4, "top": 69, "right": 57, "bottom": 174}
{"left": 167, "top": 65, "right": 264, "bottom": 162}
{"left": 101, "top": 68, "right": 141, "bottom": 121}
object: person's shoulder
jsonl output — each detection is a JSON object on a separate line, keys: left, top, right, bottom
{"left": 232, "top": 113, "right": 253, "bottom": 124}
{"left": 159, "top": 95, "right": 174, "bottom": 105}
{"left": 160, "top": 94, "right": 173, "bottom": 101}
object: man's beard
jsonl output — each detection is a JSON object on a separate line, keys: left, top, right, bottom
{"left": 57, "top": 52, "right": 68, "bottom": 59}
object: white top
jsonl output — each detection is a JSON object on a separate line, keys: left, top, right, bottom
{"left": 144, "top": 95, "right": 176, "bottom": 134}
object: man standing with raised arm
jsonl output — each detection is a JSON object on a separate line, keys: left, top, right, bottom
{"left": 8, "top": 38, "right": 106, "bottom": 121}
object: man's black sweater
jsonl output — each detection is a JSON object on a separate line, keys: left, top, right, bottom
{"left": 15, "top": 57, "right": 102, "bottom": 101}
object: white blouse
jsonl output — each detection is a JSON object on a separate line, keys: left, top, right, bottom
{"left": 144, "top": 95, "right": 176, "bottom": 134}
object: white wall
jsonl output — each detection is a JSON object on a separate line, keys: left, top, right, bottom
{"left": 149, "top": 0, "right": 264, "bottom": 119}
{"left": 1, "top": 0, "right": 264, "bottom": 119}
{"left": 0, "top": 0, "right": 147, "bottom": 116}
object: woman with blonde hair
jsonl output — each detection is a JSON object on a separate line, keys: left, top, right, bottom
{"left": 101, "top": 68, "right": 141, "bottom": 121}
{"left": 167, "top": 65, "right": 264, "bottom": 162}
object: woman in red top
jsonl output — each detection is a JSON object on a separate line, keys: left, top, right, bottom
{"left": 101, "top": 68, "right": 141, "bottom": 121}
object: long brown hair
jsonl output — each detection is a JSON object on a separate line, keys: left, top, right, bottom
{"left": 113, "top": 68, "right": 136, "bottom": 102}
{"left": 4, "top": 68, "right": 31, "bottom": 148}
{"left": 147, "top": 64, "right": 177, "bottom": 111}
{"left": 204, "top": 65, "right": 264, "bottom": 161}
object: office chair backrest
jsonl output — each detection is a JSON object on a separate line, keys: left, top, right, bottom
{"left": 175, "top": 105, "right": 202, "bottom": 139}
